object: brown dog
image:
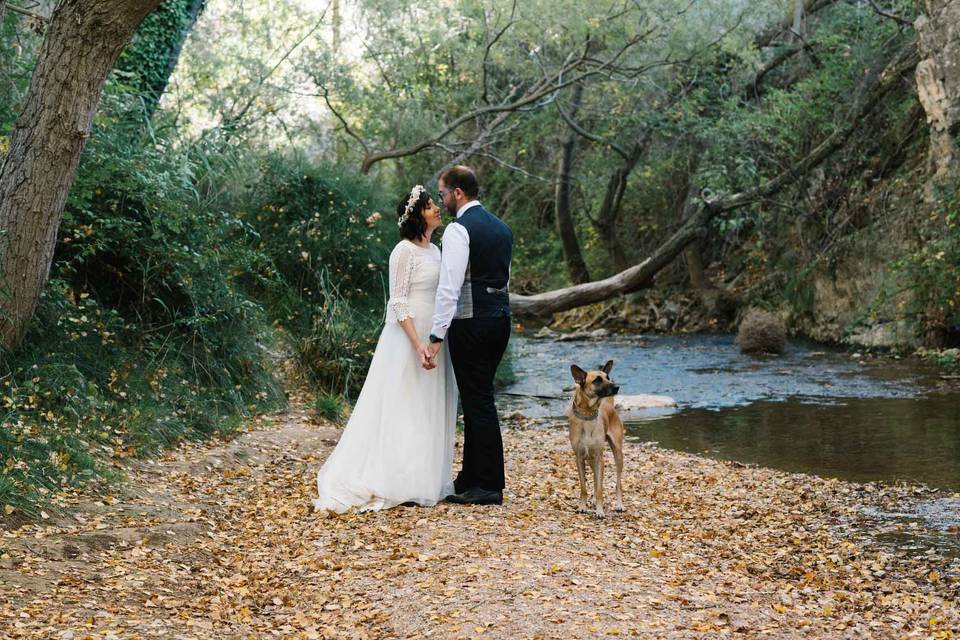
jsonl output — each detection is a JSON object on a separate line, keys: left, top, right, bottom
{"left": 566, "top": 360, "right": 625, "bottom": 518}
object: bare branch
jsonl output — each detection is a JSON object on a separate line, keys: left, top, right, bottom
{"left": 555, "top": 87, "right": 630, "bottom": 160}
{"left": 4, "top": 3, "right": 48, "bottom": 21}
{"left": 435, "top": 142, "right": 551, "bottom": 183}
{"left": 756, "top": 0, "right": 837, "bottom": 48}
{"left": 745, "top": 44, "right": 804, "bottom": 98}
{"left": 221, "top": 6, "right": 330, "bottom": 136}
{"left": 360, "top": 35, "right": 643, "bottom": 173}
{"left": 863, "top": 0, "right": 913, "bottom": 27}
{"left": 481, "top": 0, "right": 517, "bottom": 105}
{"left": 435, "top": 91, "right": 519, "bottom": 178}
{"left": 318, "top": 83, "right": 369, "bottom": 154}
{"left": 360, "top": 41, "right": 398, "bottom": 93}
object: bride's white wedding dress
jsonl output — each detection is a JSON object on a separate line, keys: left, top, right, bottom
{"left": 313, "top": 239, "right": 457, "bottom": 513}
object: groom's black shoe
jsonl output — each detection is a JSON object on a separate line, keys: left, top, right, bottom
{"left": 444, "top": 487, "right": 503, "bottom": 505}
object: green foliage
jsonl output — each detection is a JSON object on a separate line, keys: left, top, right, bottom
{"left": 917, "top": 348, "right": 960, "bottom": 375}
{"left": 0, "top": 9, "right": 44, "bottom": 143}
{"left": 227, "top": 155, "right": 392, "bottom": 397}
{"left": 783, "top": 262, "right": 818, "bottom": 319}
{"left": 116, "top": 0, "right": 206, "bottom": 107}
{"left": 1, "top": 88, "right": 284, "bottom": 514}
{"left": 313, "top": 391, "right": 347, "bottom": 423}
{"left": 887, "top": 186, "right": 960, "bottom": 334}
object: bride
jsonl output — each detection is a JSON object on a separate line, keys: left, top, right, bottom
{"left": 313, "top": 185, "right": 457, "bottom": 513}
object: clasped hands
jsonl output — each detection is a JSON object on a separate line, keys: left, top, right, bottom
{"left": 418, "top": 341, "right": 443, "bottom": 370}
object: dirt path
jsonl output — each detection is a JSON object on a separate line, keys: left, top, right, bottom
{"left": 1, "top": 393, "right": 957, "bottom": 639}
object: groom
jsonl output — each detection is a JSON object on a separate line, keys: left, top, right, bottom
{"left": 422, "top": 165, "right": 513, "bottom": 506}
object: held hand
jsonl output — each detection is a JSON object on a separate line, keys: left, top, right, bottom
{"left": 427, "top": 341, "right": 443, "bottom": 362}
{"left": 416, "top": 342, "right": 437, "bottom": 370}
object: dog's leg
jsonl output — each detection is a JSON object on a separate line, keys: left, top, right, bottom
{"left": 591, "top": 454, "right": 605, "bottom": 519}
{"left": 608, "top": 435, "right": 625, "bottom": 512}
{"left": 575, "top": 450, "right": 589, "bottom": 513}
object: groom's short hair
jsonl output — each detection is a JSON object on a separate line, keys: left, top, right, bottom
{"left": 440, "top": 165, "right": 479, "bottom": 199}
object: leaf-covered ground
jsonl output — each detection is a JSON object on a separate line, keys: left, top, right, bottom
{"left": 2, "top": 393, "right": 958, "bottom": 639}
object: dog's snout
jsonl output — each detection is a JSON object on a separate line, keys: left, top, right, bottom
{"left": 597, "top": 382, "right": 619, "bottom": 397}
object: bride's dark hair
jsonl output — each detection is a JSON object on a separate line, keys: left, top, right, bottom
{"left": 396, "top": 188, "right": 431, "bottom": 240}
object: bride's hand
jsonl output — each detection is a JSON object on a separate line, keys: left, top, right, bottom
{"left": 415, "top": 341, "right": 437, "bottom": 370}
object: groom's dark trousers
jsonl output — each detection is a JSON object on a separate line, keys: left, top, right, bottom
{"left": 448, "top": 316, "right": 511, "bottom": 493}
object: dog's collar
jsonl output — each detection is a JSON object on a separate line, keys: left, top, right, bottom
{"left": 572, "top": 405, "right": 599, "bottom": 421}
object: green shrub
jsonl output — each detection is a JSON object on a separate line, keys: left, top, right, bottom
{"left": 0, "top": 93, "right": 284, "bottom": 515}
{"left": 917, "top": 348, "right": 960, "bottom": 375}
{"left": 226, "top": 155, "right": 392, "bottom": 397}
{"left": 883, "top": 185, "right": 960, "bottom": 337}
{"left": 313, "top": 391, "right": 347, "bottom": 423}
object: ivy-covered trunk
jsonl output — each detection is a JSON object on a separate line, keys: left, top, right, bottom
{"left": 116, "top": 0, "right": 206, "bottom": 118}
{"left": 0, "top": 0, "right": 161, "bottom": 350}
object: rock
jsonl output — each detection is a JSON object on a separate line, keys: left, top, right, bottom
{"left": 614, "top": 394, "right": 677, "bottom": 410}
{"left": 556, "top": 328, "right": 611, "bottom": 342}
{"left": 846, "top": 320, "right": 919, "bottom": 349}
{"left": 736, "top": 308, "right": 787, "bottom": 355}
{"left": 916, "top": 0, "right": 960, "bottom": 188}
{"left": 699, "top": 287, "right": 741, "bottom": 323}
{"left": 533, "top": 327, "right": 559, "bottom": 340}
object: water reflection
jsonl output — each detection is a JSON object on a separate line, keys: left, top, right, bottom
{"left": 631, "top": 397, "right": 960, "bottom": 490}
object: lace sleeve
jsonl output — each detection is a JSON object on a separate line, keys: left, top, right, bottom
{"left": 386, "top": 242, "right": 416, "bottom": 323}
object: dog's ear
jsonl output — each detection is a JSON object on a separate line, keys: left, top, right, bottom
{"left": 601, "top": 359, "right": 614, "bottom": 375}
{"left": 570, "top": 365, "right": 587, "bottom": 385}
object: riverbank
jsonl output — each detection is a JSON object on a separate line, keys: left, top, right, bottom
{"left": 2, "top": 395, "right": 957, "bottom": 639}
{"left": 546, "top": 293, "right": 960, "bottom": 372}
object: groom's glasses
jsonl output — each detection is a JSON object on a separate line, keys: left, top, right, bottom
{"left": 437, "top": 189, "right": 448, "bottom": 201}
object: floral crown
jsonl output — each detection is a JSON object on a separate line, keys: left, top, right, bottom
{"left": 397, "top": 184, "right": 425, "bottom": 227}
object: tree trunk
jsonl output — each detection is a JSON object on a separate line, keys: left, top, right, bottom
{"left": 0, "top": 1, "right": 6, "bottom": 24}
{"left": 590, "top": 129, "right": 652, "bottom": 274}
{"left": 684, "top": 239, "right": 708, "bottom": 290}
{"left": 555, "top": 82, "right": 591, "bottom": 284}
{"left": 594, "top": 166, "right": 632, "bottom": 273}
{"left": 332, "top": 0, "right": 341, "bottom": 53}
{"left": 117, "top": 0, "right": 206, "bottom": 119}
{"left": 792, "top": 0, "right": 805, "bottom": 40}
{"left": 0, "top": 0, "right": 161, "bottom": 350}
{"left": 677, "top": 158, "right": 708, "bottom": 290}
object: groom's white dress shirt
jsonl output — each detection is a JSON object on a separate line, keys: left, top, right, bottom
{"left": 430, "top": 200, "right": 481, "bottom": 340}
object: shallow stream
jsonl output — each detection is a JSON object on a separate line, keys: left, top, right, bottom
{"left": 502, "top": 333, "right": 960, "bottom": 556}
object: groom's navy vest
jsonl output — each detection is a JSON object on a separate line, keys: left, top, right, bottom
{"left": 453, "top": 206, "right": 513, "bottom": 320}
